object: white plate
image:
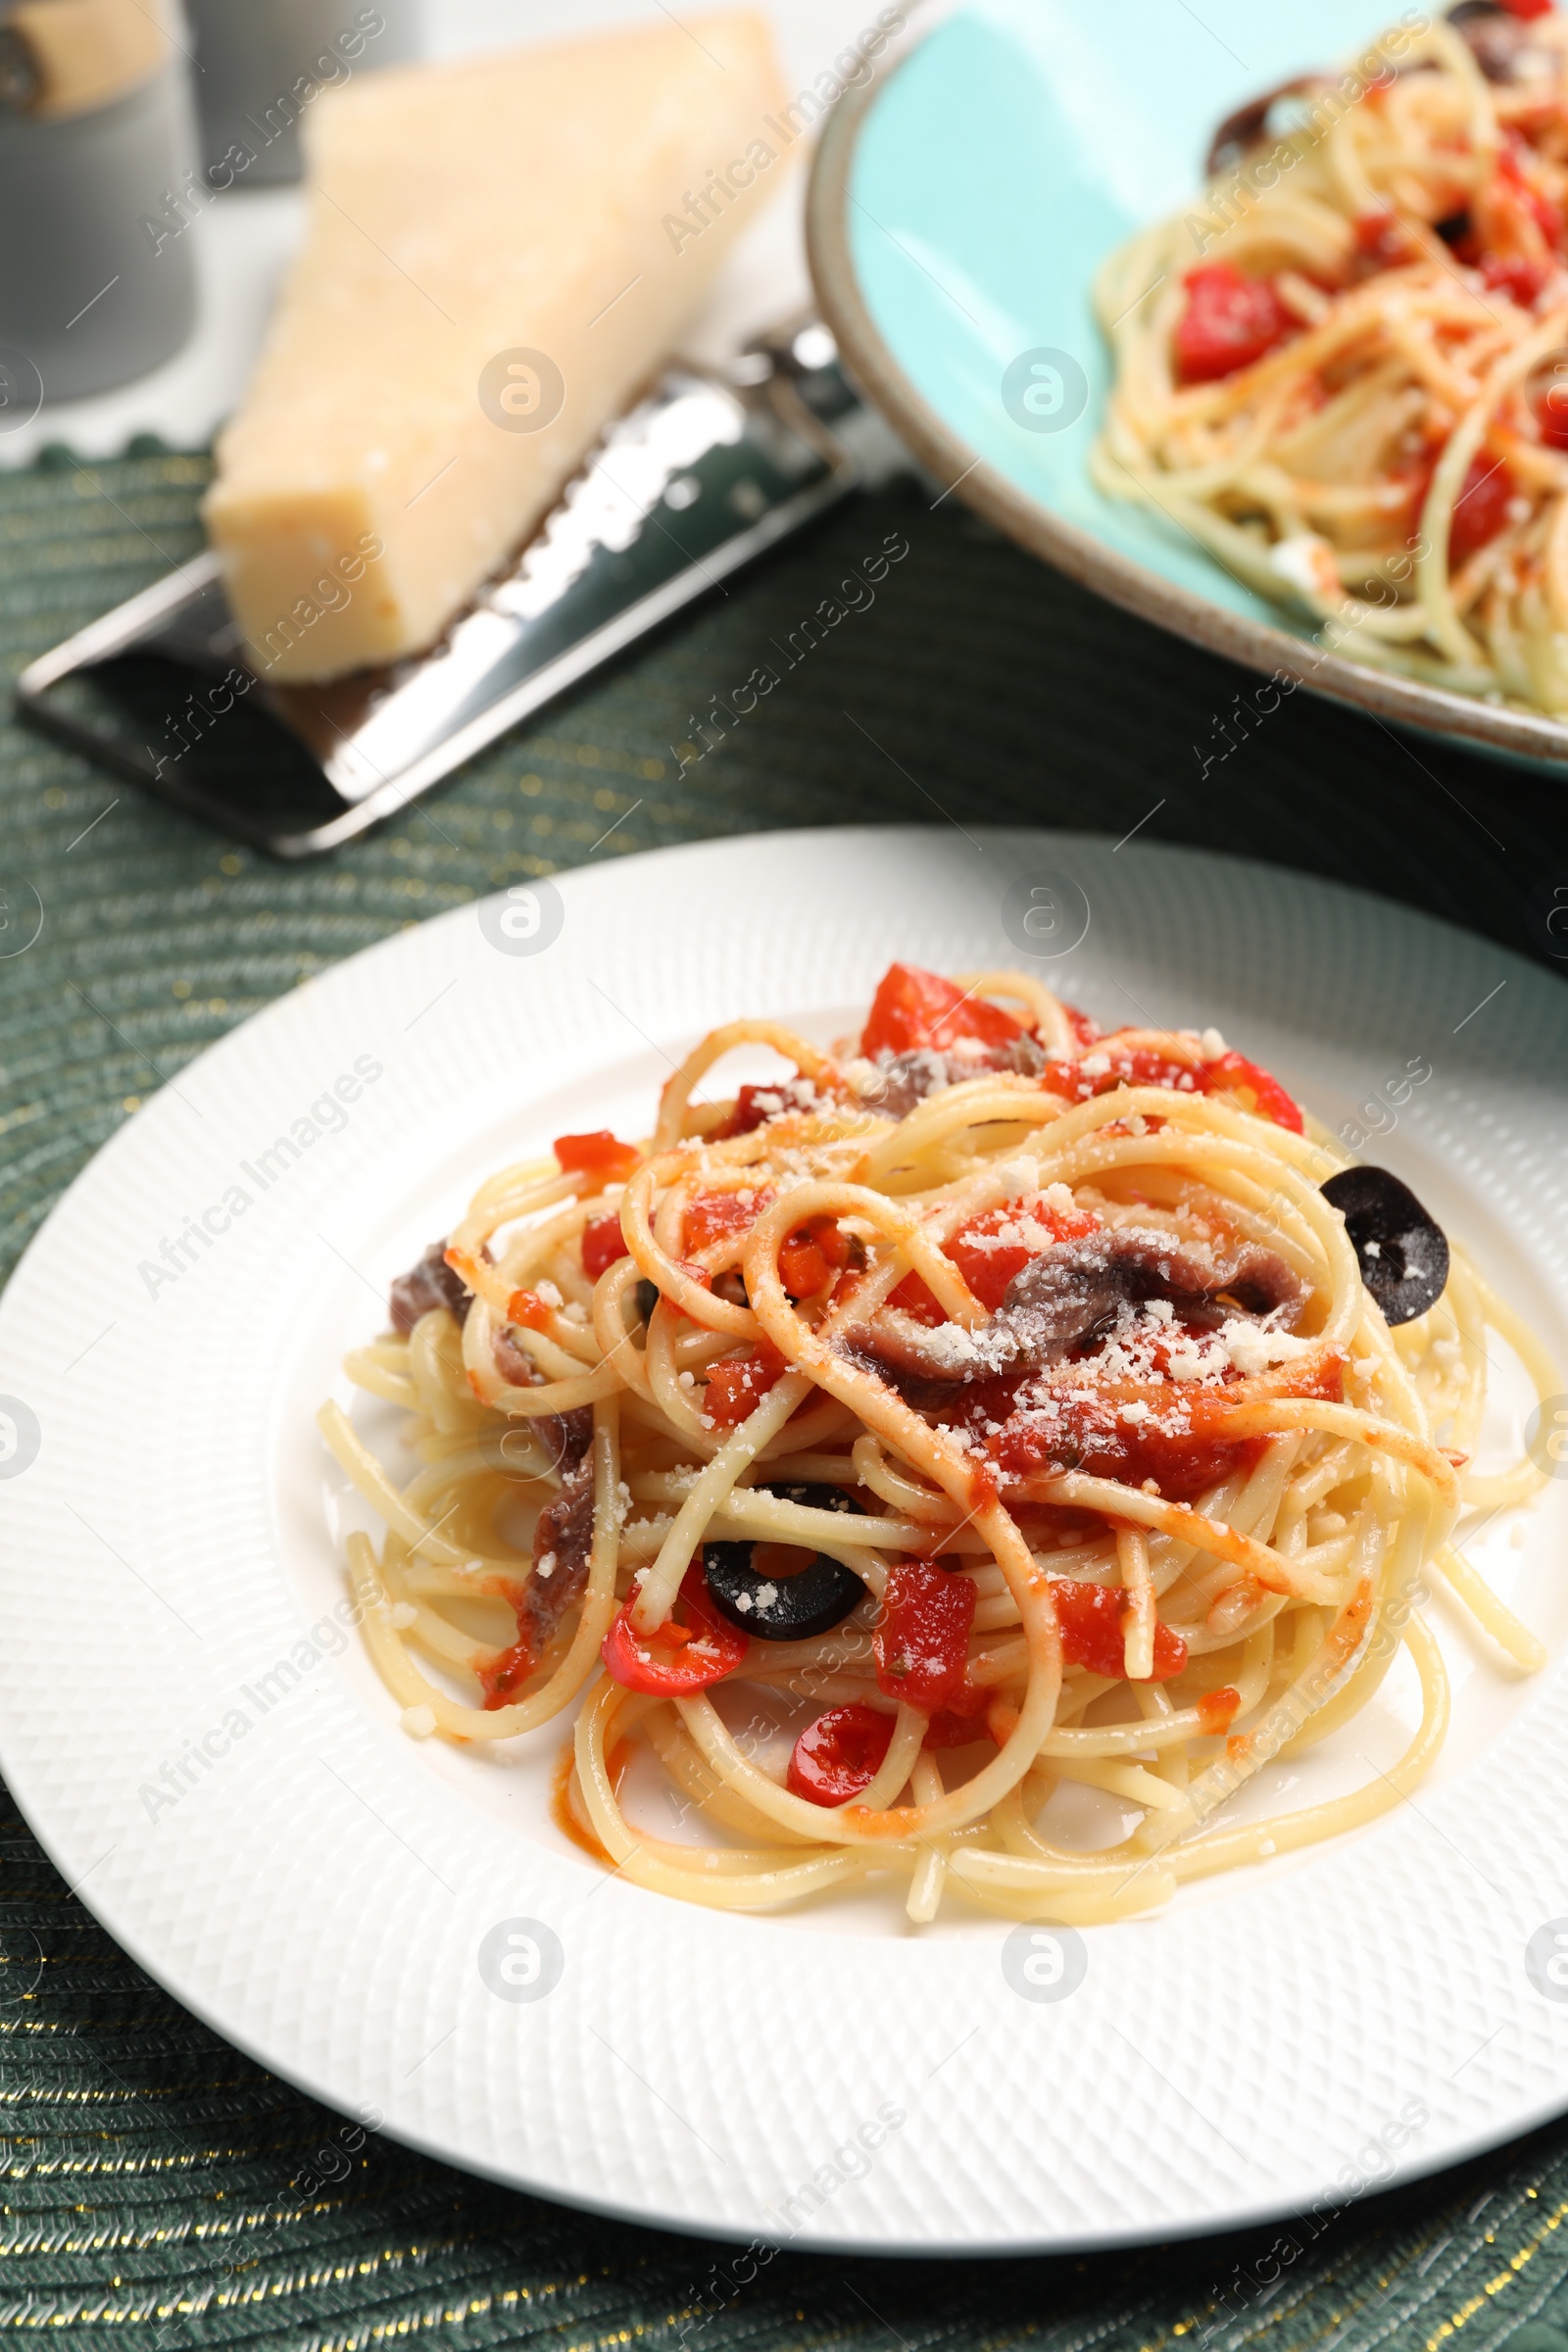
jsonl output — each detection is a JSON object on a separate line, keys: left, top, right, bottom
{"left": 2, "top": 826, "right": 1567, "bottom": 2255}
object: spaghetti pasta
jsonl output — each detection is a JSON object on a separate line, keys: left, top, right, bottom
{"left": 1094, "top": 1, "right": 1568, "bottom": 711}
{"left": 322, "top": 958, "right": 1555, "bottom": 1924}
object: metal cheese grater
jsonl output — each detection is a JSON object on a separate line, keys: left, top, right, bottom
{"left": 16, "top": 321, "right": 906, "bottom": 858}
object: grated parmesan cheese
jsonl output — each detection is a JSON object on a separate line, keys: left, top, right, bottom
{"left": 919, "top": 1321, "right": 985, "bottom": 1373}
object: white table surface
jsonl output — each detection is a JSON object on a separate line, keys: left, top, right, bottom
{"left": 2, "top": 0, "right": 883, "bottom": 466}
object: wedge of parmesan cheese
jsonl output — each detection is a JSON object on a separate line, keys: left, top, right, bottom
{"left": 204, "top": 15, "right": 788, "bottom": 683}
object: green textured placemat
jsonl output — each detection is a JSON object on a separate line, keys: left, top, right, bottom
{"left": 2, "top": 444, "right": 1568, "bottom": 2351}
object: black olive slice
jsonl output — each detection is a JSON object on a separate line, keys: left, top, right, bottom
{"left": 1320, "top": 1167, "right": 1450, "bottom": 1325}
{"left": 703, "top": 1482, "right": 866, "bottom": 1642}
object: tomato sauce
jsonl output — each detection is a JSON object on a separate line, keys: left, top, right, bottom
{"left": 874, "top": 1557, "right": 976, "bottom": 1713}
{"left": 1198, "top": 1685, "right": 1242, "bottom": 1736}
{"left": 1050, "top": 1578, "right": 1187, "bottom": 1681}
{"left": 550, "top": 1740, "right": 612, "bottom": 1861}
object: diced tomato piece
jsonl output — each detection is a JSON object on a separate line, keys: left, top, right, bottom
{"left": 555, "top": 1130, "right": 641, "bottom": 1183}
{"left": 1498, "top": 0, "right": 1552, "bottom": 17}
{"left": 1205, "top": 1051, "right": 1304, "bottom": 1134}
{"left": 874, "top": 1557, "right": 976, "bottom": 1715}
{"left": 1064, "top": 1040, "right": 1203, "bottom": 1104}
{"left": 787, "top": 1703, "right": 895, "bottom": 1805}
{"left": 922, "top": 1690, "right": 999, "bottom": 1748}
{"left": 989, "top": 1390, "right": 1265, "bottom": 1503}
{"left": 702, "top": 1344, "right": 787, "bottom": 1427}
{"left": 581, "top": 1213, "right": 630, "bottom": 1281}
{"left": 683, "top": 1187, "right": 774, "bottom": 1257}
{"left": 860, "top": 962, "right": 1025, "bottom": 1059}
{"left": 888, "top": 1270, "right": 950, "bottom": 1325}
{"left": 1355, "top": 210, "right": 1412, "bottom": 271}
{"left": 1449, "top": 453, "right": 1515, "bottom": 566}
{"left": 890, "top": 1194, "right": 1102, "bottom": 1324}
{"left": 988, "top": 1352, "right": 1344, "bottom": 1501}
{"left": 712, "top": 1081, "right": 796, "bottom": 1140}
{"left": 1064, "top": 1002, "right": 1102, "bottom": 1048}
{"left": 1484, "top": 254, "right": 1550, "bottom": 306}
{"left": 1174, "top": 263, "right": 1294, "bottom": 385}
{"left": 778, "top": 1214, "right": 853, "bottom": 1299}
{"left": 945, "top": 1196, "right": 1102, "bottom": 1312}
{"left": 1061, "top": 1032, "right": 1301, "bottom": 1132}
{"left": 602, "top": 1563, "right": 749, "bottom": 1694}
{"left": 507, "top": 1288, "right": 554, "bottom": 1331}
{"left": 1050, "top": 1579, "right": 1187, "bottom": 1683}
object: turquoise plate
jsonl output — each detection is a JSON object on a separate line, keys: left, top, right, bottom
{"left": 807, "top": 0, "right": 1568, "bottom": 773}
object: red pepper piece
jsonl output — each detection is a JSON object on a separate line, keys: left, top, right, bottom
{"left": 601, "top": 1563, "right": 748, "bottom": 1695}
{"left": 788, "top": 1702, "right": 895, "bottom": 1805}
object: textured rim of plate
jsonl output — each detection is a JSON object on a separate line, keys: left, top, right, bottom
{"left": 2, "top": 826, "right": 1568, "bottom": 2257}
{"left": 806, "top": 16, "right": 1568, "bottom": 775}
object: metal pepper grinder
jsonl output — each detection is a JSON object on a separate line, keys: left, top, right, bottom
{"left": 185, "top": 0, "right": 420, "bottom": 187}
{"left": 0, "top": 0, "right": 198, "bottom": 405}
